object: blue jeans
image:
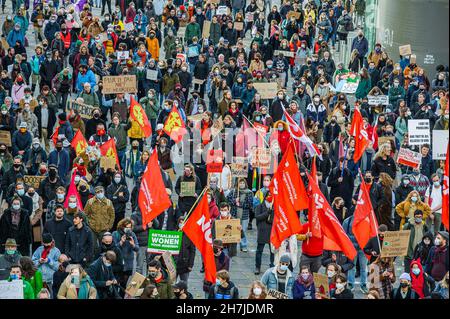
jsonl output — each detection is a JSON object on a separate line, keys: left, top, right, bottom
{"left": 239, "top": 219, "right": 249, "bottom": 249}
{"left": 347, "top": 249, "right": 368, "bottom": 287}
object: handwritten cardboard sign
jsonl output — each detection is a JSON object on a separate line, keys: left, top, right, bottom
{"left": 287, "top": 11, "right": 301, "bottom": 20}
{"left": 146, "top": 69, "right": 158, "bottom": 81}
{"left": 216, "top": 6, "right": 228, "bottom": 15}
{"left": 67, "top": 100, "right": 95, "bottom": 119}
{"left": 0, "top": 130, "right": 12, "bottom": 147}
{"left": 381, "top": 230, "right": 411, "bottom": 258}
{"left": 266, "top": 288, "right": 288, "bottom": 299}
{"left": 202, "top": 20, "right": 211, "bottom": 38}
{"left": 23, "top": 175, "right": 46, "bottom": 189}
{"left": 123, "top": 22, "right": 134, "bottom": 32}
{"left": 102, "top": 75, "right": 137, "bottom": 94}
{"left": 180, "top": 182, "right": 196, "bottom": 197}
{"left": 367, "top": 95, "right": 389, "bottom": 106}
{"left": 234, "top": 22, "right": 244, "bottom": 31}
{"left": 215, "top": 218, "right": 241, "bottom": 244}
{"left": 116, "top": 51, "right": 130, "bottom": 60}
{"left": 253, "top": 82, "right": 278, "bottom": 100}
{"left": 399, "top": 44, "right": 412, "bottom": 56}
{"left": 397, "top": 147, "right": 422, "bottom": 169}
{"left": 125, "top": 272, "right": 146, "bottom": 297}
{"left": 0, "top": 280, "right": 24, "bottom": 299}
{"left": 313, "top": 273, "right": 329, "bottom": 299}
{"left": 162, "top": 251, "right": 177, "bottom": 283}
{"left": 251, "top": 147, "right": 271, "bottom": 169}
{"left": 230, "top": 162, "right": 248, "bottom": 178}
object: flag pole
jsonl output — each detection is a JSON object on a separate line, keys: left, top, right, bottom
{"left": 241, "top": 113, "right": 271, "bottom": 149}
{"left": 180, "top": 187, "right": 209, "bottom": 228}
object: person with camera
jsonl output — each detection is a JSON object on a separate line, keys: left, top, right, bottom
{"left": 87, "top": 251, "right": 121, "bottom": 299}
{"left": 112, "top": 218, "right": 139, "bottom": 289}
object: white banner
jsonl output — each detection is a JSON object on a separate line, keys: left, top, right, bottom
{"left": 432, "top": 130, "right": 449, "bottom": 160}
{"left": 408, "top": 119, "right": 430, "bottom": 146}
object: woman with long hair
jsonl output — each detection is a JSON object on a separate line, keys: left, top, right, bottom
{"left": 368, "top": 256, "right": 396, "bottom": 299}
{"left": 293, "top": 266, "right": 316, "bottom": 299}
{"left": 371, "top": 142, "right": 397, "bottom": 180}
{"left": 57, "top": 264, "right": 97, "bottom": 299}
{"left": 248, "top": 280, "right": 267, "bottom": 299}
{"left": 20, "top": 256, "right": 44, "bottom": 297}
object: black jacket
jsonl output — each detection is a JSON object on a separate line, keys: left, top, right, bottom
{"left": 106, "top": 179, "right": 130, "bottom": 218}
{"left": 371, "top": 156, "right": 397, "bottom": 180}
{"left": 363, "top": 235, "right": 383, "bottom": 263}
{"left": 43, "top": 217, "right": 73, "bottom": 254}
{"left": 255, "top": 202, "right": 274, "bottom": 245}
{"left": 131, "top": 211, "right": 160, "bottom": 247}
{"left": 98, "top": 241, "right": 124, "bottom": 275}
{"left": 87, "top": 257, "right": 116, "bottom": 299}
{"left": 38, "top": 176, "right": 64, "bottom": 207}
{"left": 1, "top": 166, "right": 26, "bottom": 196}
{"left": 391, "top": 287, "right": 419, "bottom": 299}
{"left": 330, "top": 288, "right": 354, "bottom": 299}
{"left": 327, "top": 167, "right": 354, "bottom": 209}
{"left": 65, "top": 224, "right": 94, "bottom": 264}
{"left": 0, "top": 209, "right": 32, "bottom": 256}
{"left": 175, "top": 234, "right": 196, "bottom": 275}
{"left": 34, "top": 105, "right": 56, "bottom": 136}
{"left": 322, "top": 250, "right": 354, "bottom": 273}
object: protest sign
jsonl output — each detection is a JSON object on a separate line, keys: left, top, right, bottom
{"left": 234, "top": 22, "right": 244, "bottom": 31}
{"left": 274, "top": 50, "right": 295, "bottom": 58}
{"left": 0, "top": 130, "right": 11, "bottom": 147}
{"left": 0, "top": 280, "right": 24, "bottom": 299}
{"left": 397, "top": 148, "right": 422, "bottom": 169}
{"left": 432, "top": 130, "right": 449, "bottom": 160}
{"left": 23, "top": 176, "right": 46, "bottom": 189}
{"left": 215, "top": 219, "right": 241, "bottom": 244}
{"left": 251, "top": 147, "right": 271, "bottom": 169}
{"left": 216, "top": 6, "right": 228, "bottom": 15}
{"left": 117, "top": 51, "right": 130, "bottom": 60}
{"left": 162, "top": 251, "right": 177, "bottom": 283}
{"left": 253, "top": 82, "right": 278, "bottom": 100}
{"left": 180, "top": 182, "right": 196, "bottom": 197}
{"left": 381, "top": 230, "right": 411, "bottom": 258}
{"left": 187, "top": 113, "right": 204, "bottom": 123}
{"left": 211, "top": 117, "right": 224, "bottom": 137}
{"left": 125, "top": 272, "right": 146, "bottom": 297}
{"left": 146, "top": 69, "right": 158, "bottom": 81}
{"left": 207, "top": 150, "right": 223, "bottom": 173}
{"left": 202, "top": 20, "right": 211, "bottom": 38}
{"left": 399, "top": 44, "right": 412, "bottom": 56}
{"left": 176, "top": 53, "right": 187, "bottom": 64}
{"left": 147, "top": 229, "right": 182, "bottom": 254}
{"left": 123, "top": 22, "right": 134, "bottom": 32}
{"left": 245, "top": 12, "right": 254, "bottom": 22}
{"left": 100, "top": 157, "right": 116, "bottom": 170}
{"left": 67, "top": 99, "right": 95, "bottom": 119}
{"left": 102, "top": 75, "right": 137, "bottom": 94}
{"left": 367, "top": 95, "right": 389, "bottom": 106}
{"left": 408, "top": 119, "right": 431, "bottom": 145}
{"left": 313, "top": 273, "right": 329, "bottom": 299}
{"left": 266, "top": 289, "right": 288, "bottom": 299}
{"left": 230, "top": 161, "right": 249, "bottom": 178}
{"left": 193, "top": 78, "right": 205, "bottom": 85}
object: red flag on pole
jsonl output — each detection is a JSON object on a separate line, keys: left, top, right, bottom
{"left": 163, "top": 105, "right": 186, "bottom": 143}
{"left": 130, "top": 96, "right": 152, "bottom": 138}
{"left": 352, "top": 178, "right": 379, "bottom": 252}
{"left": 181, "top": 193, "right": 217, "bottom": 283}
{"left": 64, "top": 173, "right": 84, "bottom": 211}
{"left": 51, "top": 126, "right": 60, "bottom": 145}
{"left": 443, "top": 143, "right": 449, "bottom": 231}
{"left": 99, "top": 138, "right": 121, "bottom": 170}
{"left": 138, "top": 151, "right": 172, "bottom": 229}
{"left": 307, "top": 173, "right": 357, "bottom": 260}
{"left": 70, "top": 130, "right": 88, "bottom": 156}
{"left": 351, "top": 106, "right": 370, "bottom": 163}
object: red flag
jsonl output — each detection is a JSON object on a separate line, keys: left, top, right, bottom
{"left": 307, "top": 173, "right": 357, "bottom": 260}
{"left": 138, "top": 151, "right": 172, "bottom": 229}
{"left": 270, "top": 176, "right": 303, "bottom": 249}
{"left": 99, "top": 138, "right": 121, "bottom": 170}
{"left": 64, "top": 173, "right": 84, "bottom": 211}
{"left": 130, "top": 96, "right": 152, "bottom": 138}
{"left": 181, "top": 193, "right": 217, "bottom": 283}
{"left": 163, "top": 105, "right": 186, "bottom": 143}
{"left": 70, "top": 130, "right": 88, "bottom": 156}
{"left": 311, "top": 155, "right": 317, "bottom": 182}
{"left": 351, "top": 107, "right": 370, "bottom": 162}
{"left": 352, "top": 178, "right": 379, "bottom": 252}
{"left": 443, "top": 143, "right": 449, "bottom": 231}
{"left": 51, "top": 126, "right": 60, "bottom": 145}
{"left": 269, "top": 143, "right": 308, "bottom": 211}
{"left": 235, "top": 117, "right": 256, "bottom": 157}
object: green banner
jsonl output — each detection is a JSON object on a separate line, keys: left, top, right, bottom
{"left": 147, "top": 229, "right": 182, "bottom": 254}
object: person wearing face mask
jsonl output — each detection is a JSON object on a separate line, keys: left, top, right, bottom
{"left": 7, "top": 264, "right": 35, "bottom": 299}
{"left": 424, "top": 231, "right": 449, "bottom": 282}
{"left": 424, "top": 173, "right": 444, "bottom": 235}
{"left": 390, "top": 273, "right": 419, "bottom": 299}
{"left": 0, "top": 196, "right": 32, "bottom": 256}
{"left": 261, "top": 254, "right": 295, "bottom": 299}
{"left": 403, "top": 210, "right": 429, "bottom": 272}
{"left": 396, "top": 190, "right": 431, "bottom": 229}
{"left": 162, "top": 65, "right": 180, "bottom": 98}
{"left": 84, "top": 186, "right": 116, "bottom": 256}
{"left": 87, "top": 250, "right": 119, "bottom": 299}
{"left": 146, "top": 259, "right": 175, "bottom": 299}
{"left": 107, "top": 113, "right": 130, "bottom": 168}
{"left": 31, "top": 233, "right": 60, "bottom": 296}
{"left": 254, "top": 192, "right": 275, "bottom": 275}
{"left": 409, "top": 259, "right": 436, "bottom": 299}
{"left": 0, "top": 238, "right": 22, "bottom": 280}
{"left": 208, "top": 269, "right": 239, "bottom": 299}
{"left": 6, "top": 23, "right": 25, "bottom": 48}
{"left": 269, "top": 90, "right": 289, "bottom": 122}
{"left": 388, "top": 79, "right": 406, "bottom": 107}
{"left": 10, "top": 182, "right": 33, "bottom": 216}
{"left": 174, "top": 216, "right": 196, "bottom": 282}
{"left": 175, "top": 164, "right": 202, "bottom": 214}
{"left": 364, "top": 224, "right": 388, "bottom": 264}
{"left": 106, "top": 172, "right": 130, "bottom": 231}
{"left": 46, "top": 186, "right": 67, "bottom": 221}
{"left": 11, "top": 121, "right": 32, "bottom": 156}
{"left": 350, "top": 30, "right": 368, "bottom": 70}
{"left": 57, "top": 264, "right": 97, "bottom": 299}
{"left": 293, "top": 266, "right": 316, "bottom": 299}
{"left": 1, "top": 155, "right": 24, "bottom": 196}
{"left": 47, "top": 139, "right": 70, "bottom": 184}
{"left": 172, "top": 280, "right": 193, "bottom": 299}
{"left": 23, "top": 137, "right": 48, "bottom": 175}
{"left": 85, "top": 108, "right": 106, "bottom": 140}
{"left": 139, "top": 88, "right": 161, "bottom": 132}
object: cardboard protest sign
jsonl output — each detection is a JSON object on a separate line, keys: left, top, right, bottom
{"left": 287, "top": 11, "right": 301, "bottom": 20}
{"left": 117, "top": 51, "right": 130, "bottom": 60}
{"left": 0, "top": 280, "right": 24, "bottom": 299}
{"left": 207, "top": 150, "right": 223, "bottom": 173}
{"left": 202, "top": 20, "right": 211, "bottom": 38}
{"left": 0, "top": 130, "right": 12, "bottom": 147}
{"left": 397, "top": 147, "right": 422, "bottom": 169}
{"left": 162, "top": 251, "right": 177, "bottom": 283}
{"left": 367, "top": 95, "right": 389, "bottom": 106}
{"left": 1, "top": 38, "right": 9, "bottom": 50}
{"left": 266, "top": 289, "right": 288, "bottom": 299}
{"left": 432, "top": 130, "right": 449, "bottom": 160}
{"left": 100, "top": 157, "right": 116, "bottom": 170}
{"left": 253, "top": 82, "right": 278, "bottom": 100}
{"left": 274, "top": 50, "right": 295, "bottom": 58}
{"left": 313, "top": 273, "right": 329, "bottom": 299}
{"left": 67, "top": 100, "right": 95, "bottom": 119}
{"left": 146, "top": 69, "right": 158, "bottom": 81}
{"left": 408, "top": 119, "right": 431, "bottom": 145}
{"left": 23, "top": 176, "right": 46, "bottom": 189}
{"left": 251, "top": 147, "right": 271, "bottom": 169}
{"left": 215, "top": 219, "right": 241, "bottom": 244}
{"left": 180, "top": 182, "right": 196, "bottom": 197}
{"left": 230, "top": 162, "right": 249, "bottom": 178}
{"left": 245, "top": 12, "right": 254, "bottom": 22}
{"left": 125, "top": 272, "right": 146, "bottom": 297}
{"left": 102, "top": 75, "right": 137, "bottom": 94}
{"left": 234, "top": 22, "right": 244, "bottom": 31}
{"left": 399, "top": 44, "right": 412, "bottom": 56}
{"left": 187, "top": 113, "right": 204, "bottom": 123}
{"left": 381, "top": 230, "right": 411, "bottom": 258}
{"left": 211, "top": 117, "right": 224, "bottom": 137}
{"left": 147, "top": 230, "right": 182, "bottom": 254}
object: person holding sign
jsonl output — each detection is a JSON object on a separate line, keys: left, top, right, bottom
{"left": 8, "top": 264, "right": 35, "bottom": 299}
{"left": 261, "top": 254, "right": 295, "bottom": 299}
{"left": 175, "top": 164, "right": 202, "bottom": 215}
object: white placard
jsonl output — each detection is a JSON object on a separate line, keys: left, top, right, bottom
{"left": 432, "top": 130, "right": 449, "bottom": 160}
{"left": 117, "top": 51, "right": 130, "bottom": 60}
{"left": 408, "top": 119, "right": 431, "bottom": 146}
{"left": 0, "top": 280, "right": 24, "bottom": 299}
{"left": 216, "top": 6, "right": 228, "bottom": 15}
{"left": 124, "top": 22, "right": 134, "bottom": 32}
{"left": 146, "top": 69, "right": 158, "bottom": 81}
{"left": 368, "top": 95, "right": 389, "bottom": 106}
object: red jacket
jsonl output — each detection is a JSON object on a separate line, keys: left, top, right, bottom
{"left": 299, "top": 222, "right": 324, "bottom": 257}
{"left": 60, "top": 31, "right": 71, "bottom": 49}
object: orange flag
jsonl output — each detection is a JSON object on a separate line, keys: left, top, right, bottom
{"left": 443, "top": 143, "right": 449, "bottom": 231}
{"left": 64, "top": 172, "right": 84, "bottom": 211}
{"left": 130, "top": 96, "right": 152, "bottom": 138}
{"left": 307, "top": 173, "right": 357, "bottom": 260}
{"left": 181, "top": 193, "right": 217, "bottom": 283}
{"left": 70, "top": 130, "right": 88, "bottom": 156}
{"left": 352, "top": 178, "right": 379, "bottom": 253}
{"left": 269, "top": 143, "right": 308, "bottom": 211}
{"left": 351, "top": 106, "right": 370, "bottom": 163}
{"left": 138, "top": 151, "right": 172, "bottom": 229}
{"left": 99, "top": 138, "right": 121, "bottom": 170}
{"left": 163, "top": 105, "right": 186, "bottom": 143}
{"left": 51, "top": 126, "right": 59, "bottom": 145}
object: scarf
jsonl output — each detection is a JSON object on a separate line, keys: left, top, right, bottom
{"left": 74, "top": 163, "right": 87, "bottom": 176}
{"left": 297, "top": 274, "right": 314, "bottom": 288}
{"left": 41, "top": 245, "right": 52, "bottom": 259}
{"left": 228, "top": 107, "right": 239, "bottom": 116}
{"left": 137, "top": 50, "right": 147, "bottom": 64}
{"left": 78, "top": 277, "right": 95, "bottom": 299}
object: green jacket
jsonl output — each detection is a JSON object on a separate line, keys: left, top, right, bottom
{"left": 162, "top": 74, "right": 180, "bottom": 95}
{"left": 24, "top": 270, "right": 43, "bottom": 297}
{"left": 108, "top": 122, "right": 131, "bottom": 151}
{"left": 163, "top": 36, "right": 177, "bottom": 58}
{"left": 77, "top": 91, "right": 100, "bottom": 108}
{"left": 139, "top": 96, "right": 160, "bottom": 120}
{"left": 388, "top": 86, "right": 406, "bottom": 106}
{"left": 184, "top": 22, "right": 201, "bottom": 42}
{"left": 148, "top": 270, "right": 174, "bottom": 299}
{"left": 355, "top": 78, "right": 372, "bottom": 100}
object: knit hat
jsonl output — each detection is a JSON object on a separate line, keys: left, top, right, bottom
{"left": 280, "top": 254, "right": 290, "bottom": 264}
{"left": 378, "top": 224, "right": 388, "bottom": 232}
{"left": 19, "top": 122, "right": 27, "bottom": 129}
{"left": 399, "top": 273, "right": 411, "bottom": 281}
{"left": 438, "top": 231, "right": 449, "bottom": 241}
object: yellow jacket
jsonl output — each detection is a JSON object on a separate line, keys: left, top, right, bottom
{"left": 146, "top": 38, "right": 160, "bottom": 61}
{"left": 127, "top": 118, "right": 146, "bottom": 139}
{"left": 395, "top": 198, "right": 431, "bottom": 229}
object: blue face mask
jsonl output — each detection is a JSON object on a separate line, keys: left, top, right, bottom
{"left": 279, "top": 265, "right": 288, "bottom": 272}
{"left": 412, "top": 268, "right": 420, "bottom": 276}
{"left": 10, "top": 274, "right": 18, "bottom": 280}
{"left": 17, "top": 189, "right": 24, "bottom": 196}
{"left": 96, "top": 192, "right": 105, "bottom": 200}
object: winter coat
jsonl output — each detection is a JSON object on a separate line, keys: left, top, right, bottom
{"left": 57, "top": 275, "right": 97, "bottom": 299}
{"left": 255, "top": 202, "right": 273, "bottom": 244}
{"left": 261, "top": 267, "right": 295, "bottom": 299}
{"left": 84, "top": 197, "right": 115, "bottom": 234}
{"left": 330, "top": 288, "right": 354, "bottom": 299}
{"left": 131, "top": 210, "right": 160, "bottom": 247}
{"left": 322, "top": 250, "right": 354, "bottom": 273}
{"left": 64, "top": 224, "right": 94, "bottom": 264}
{"left": 208, "top": 281, "right": 240, "bottom": 299}
{"left": 76, "top": 70, "right": 97, "bottom": 92}
{"left": 351, "top": 36, "right": 369, "bottom": 57}
{"left": 424, "top": 245, "right": 449, "bottom": 281}
{"left": 0, "top": 209, "right": 32, "bottom": 256}
{"left": 226, "top": 188, "right": 254, "bottom": 221}
{"left": 31, "top": 245, "right": 61, "bottom": 283}
{"left": 11, "top": 130, "right": 32, "bottom": 156}
{"left": 48, "top": 149, "right": 71, "bottom": 183}
{"left": 112, "top": 229, "right": 139, "bottom": 272}
{"left": 87, "top": 257, "right": 116, "bottom": 299}
{"left": 147, "top": 269, "right": 174, "bottom": 299}
{"left": 175, "top": 234, "right": 196, "bottom": 275}
{"left": 396, "top": 197, "right": 431, "bottom": 229}
{"left": 0, "top": 252, "right": 22, "bottom": 280}
{"left": 293, "top": 279, "right": 316, "bottom": 299}
{"left": 370, "top": 155, "right": 397, "bottom": 180}
{"left": 106, "top": 178, "right": 130, "bottom": 216}
{"left": 327, "top": 167, "right": 354, "bottom": 208}
{"left": 43, "top": 217, "right": 73, "bottom": 254}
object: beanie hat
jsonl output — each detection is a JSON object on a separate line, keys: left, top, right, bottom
{"left": 399, "top": 273, "right": 411, "bottom": 281}
{"left": 280, "top": 254, "right": 290, "bottom": 264}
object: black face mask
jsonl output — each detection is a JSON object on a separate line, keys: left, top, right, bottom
{"left": 364, "top": 177, "right": 372, "bottom": 183}
{"left": 56, "top": 146, "right": 62, "bottom": 151}
{"left": 49, "top": 169, "right": 57, "bottom": 178}
{"left": 80, "top": 185, "right": 87, "bottom": 192}
{"left": 13, "top": 163, "right": 21, "bottom": 169}
{"left": 400, "top": 283, "right": 409, "bottom": 288}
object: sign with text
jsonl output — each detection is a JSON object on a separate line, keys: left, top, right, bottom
{"left": 123, "top": 22, "right": 134, "bottom": 32}
{"left": 206, "top": 150, "right": 223, "bottom": 173}
{"left": 230, "top": 162, "right": 249, "bottom": 178}
{"left": 100, "top": 156, "right": 116, "bottom": 170}
{"left": 367, "top": 95, "right": 389, "bottom": 106}
{"left": 381, "top": 230, "right": 411, "bottom": 258}
{"left": 216, "top": 6, "right": 228, "bottom": 15}
{"left": 432, "top": 130, "right": 449, "bottom": 160}
{"left": 234, "top": 22, "right": 244, "bottom": 31}
{"left": 215, "top": 218, "right": 241, "bottom": 244}
{"left": 146, "top": 69, "right": 158, "bottom": 81}
{"left": 202, "top": 20, "right": 211, "bottom": 38}
{"left": 162, "top": 251, "right": 177, "bottom": 283}
{"left": 180, "top": 182, "right": 196, "bottom": 197}
{"left": 23, "top": 175, "right": 46, "bottom": 189}
{"left": 266, "top": 289, "right": 288, "bottom": 299}
{"left": 67, "top": 100, "right": 94, "bottom": 119}
{"left": 399, "top": 44, "right": 412, "bottom": 56}
{"left": 274, "top": 50, "right": 295, "bottom": 58}
{"left": 102, "top": 75, "right": 137, "bottom": 94}
{"left": 147, "top": 229, "right": 182, "bottom": 254}
{"left": 287, "top": 11, "right": 301, "bottom": 20}
{"left": 116, "top": 51, "right": 130, "bottom": 60}
{"left": 251, "top": 147, "right": 271, "bottom": 169}
{"left": 253, "top": 82, "right": 278, "bottom": 100}
{"left": 313, "top": 273, "right": 329, "bottom": 299}
{"left": 397, "top": 147, "right": 422, "bottom": 169}
{"left": 408, "top": 119, "right": 431, "bottom": 146}
{"left": 0, "top": 280, "right": 24, "bottom": 299}
{"left": 125, "top": 272, "right": 146, "bottom": 297}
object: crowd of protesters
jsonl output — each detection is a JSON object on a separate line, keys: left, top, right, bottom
{"left": 0, "top": 0, "right": 448, "bottom": 300}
